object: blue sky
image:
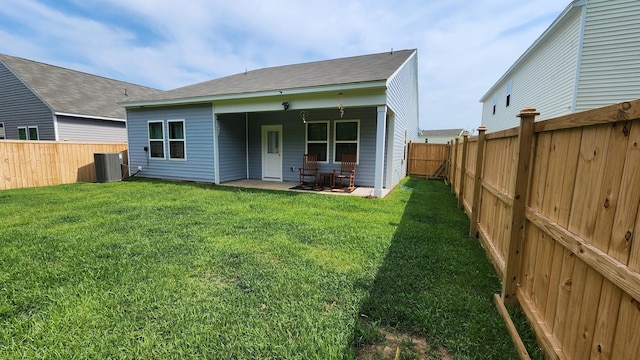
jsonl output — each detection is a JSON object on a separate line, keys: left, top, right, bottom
{"left": 0, "top": 0, "right": 569, "bottom": 131}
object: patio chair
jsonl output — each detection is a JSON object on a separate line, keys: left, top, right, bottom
{"left": 299, "top": 153, "right": 318, "bottom": 186}
{"left": 333, "top": 154, "right": 356, "bottom": 191}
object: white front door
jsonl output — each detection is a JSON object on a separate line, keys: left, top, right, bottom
{"left": 262, "top": 125, "right": 282, "bottom": 181}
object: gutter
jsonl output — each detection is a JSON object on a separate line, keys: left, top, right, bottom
{"left": 54, "top": 112, "right": 126, "bottom": 122}
{"left": 118, "top": 81, "right": 388, "bottom": 108}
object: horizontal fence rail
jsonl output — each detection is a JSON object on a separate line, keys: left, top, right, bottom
{"left": 448, "top": 99, "right": 640, "bottom": 360}
{"left": 0, "top": 141, "right": 128, "bottom": 190}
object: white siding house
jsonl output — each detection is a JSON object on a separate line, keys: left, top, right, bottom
{"left": 480, "top": 0, "right": 640, "bottom": 132}
{"left": 121, "top": 50, "right": 420, "bottom": 197}
{"left": 417, "top": 129, "right": 464, "bottom": 144}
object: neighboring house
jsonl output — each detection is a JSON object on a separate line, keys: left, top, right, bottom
{"left": 120, "top": 49, "right": 419, "bottom": 197}
{"left": 0, "top": 54, "right": 162, "bottom": 141}
{"left": 480, "top": 0, "right": 640, "bottom": 132}
{"left": 418, "top": 128, "right": 464, "bottom": 144}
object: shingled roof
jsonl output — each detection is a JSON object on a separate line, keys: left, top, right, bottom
{"left": 419, "top": 129, "right": 464, "bottom": 137}
{"left": 0, "top": 54, "right": 162, "bottom": 119}
{"left": 122, "top": 49, "right": 416, "bottom": 105}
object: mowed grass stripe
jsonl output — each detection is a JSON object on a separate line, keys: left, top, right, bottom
{"left": 0, "top": 178, "right": 541, "bottom": 359}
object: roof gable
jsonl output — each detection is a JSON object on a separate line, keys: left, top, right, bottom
{"left": 479, "top": 0, "right": 585, "bottom": 102}
{"left": 124, "top": 49, "right": 416, "bottom": 105}
{"left": 0, "top": 54, "right": 162, "bottom": 119}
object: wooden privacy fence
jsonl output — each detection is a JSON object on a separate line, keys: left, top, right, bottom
{"left": 407, "top": 142, "right": 449, "bottom": 178}
{"left": 449, "top": 99, "right": 640, "bottom": 360}
{"left": 0, "top": 141, "right": 128, "bottom": 190}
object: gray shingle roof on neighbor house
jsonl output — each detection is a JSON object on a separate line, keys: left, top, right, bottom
{"left": 420, "top": 129, "right": 464, "bottom": 137}
{"left": 122, "top": 49, "right": 417, "bottom": 105}
{"left": 0, "top": 54, "right": 162, "bottom": 119}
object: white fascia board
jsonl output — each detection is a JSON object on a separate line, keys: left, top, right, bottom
{"left": 214, "top": 91, "right": 387, "bottom": 114}
{"left": 118, "top": 81, "right": 388, "bottom": 108}
{"left": 386, "top": 50, "right": 417, "bottom": 87}
{"left": 54, "top": 111, "right": 126, "bottom": 122}
{"left": 478, "top": 0, "right": 586, "bottom": 102}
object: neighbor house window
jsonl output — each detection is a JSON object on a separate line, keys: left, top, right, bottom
{"left": 148, "top": 121, "right": 165, "bottom": 159}
{"left": 305, "top": 121, "right": 329, "bottom": 162}
{"left": 506, "top": 80, "right": 512, "bottom": 107}
{"left": 334, "top": 119, "right": 359, "bottom": 163}
{"left": 0, "top": 122, "right": 4, "bottom": 139}
{"left": 168, "top": 120, "right": 186, "bottom": 160}
{"left": 492, "top": 94, "right": 497, "bottom": 115}
{"left": 17, "top": 126, "right": 38, "bottom": 140}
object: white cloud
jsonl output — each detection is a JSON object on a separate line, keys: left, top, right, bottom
{"left": 0, "top": 0, "right": 570, "bottom": 130}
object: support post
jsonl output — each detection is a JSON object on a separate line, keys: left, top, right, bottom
{"left": 502, "top": 108, "right": 538, "bottom": 305}
{"left": 212, "top": 104, "right": 220, "bottom": 185}
{"left": 373, "top": 106, "right": 387, "bottom": 197}
{"left": 470, "top": 126, "right": 487, "bottom": 238}
{"left": 457, "top": 131, "right": 470, "bottom": 209}
{"left": 451, "top": 138, "right": 459, "bottom": 195}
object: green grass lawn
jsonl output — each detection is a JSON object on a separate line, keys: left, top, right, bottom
{"left": 0, "top": 177, "right": 541, "bottom": 359}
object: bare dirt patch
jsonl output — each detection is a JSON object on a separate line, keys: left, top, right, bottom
{"left": 357, "top": 328, "right": 451, "bottom": 360}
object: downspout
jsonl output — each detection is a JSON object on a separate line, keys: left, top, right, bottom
{"left": 246, "top": 112, "right": 249, "bottom": 179}
{"left": 212, "top": 103, "right": 220, "bottom": 184}
{"left": 52, "top": 113, "right": 60, "bottom": 141}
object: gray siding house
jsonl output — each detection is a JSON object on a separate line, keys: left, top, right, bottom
{"left": 480, "top": 0, "right": 640, "bottom": 132}
{"left": 0, "top": 54, "right": 161, "bottom": 141}
{"left": 418, "top": 129, "right": 464, "bottom": 144}
{"left": 121, "top": 50, "right": 419, "bottom": 197}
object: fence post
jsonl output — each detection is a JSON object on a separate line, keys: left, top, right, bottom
{"left": 451, "top": 138, "right": 459, "bottom": 194}
{"left": 457, "top": 132, "right": 470, "bottom": 209}
{"left": 445, "top": 141, "right": 451, "bottom": 184}
{"left": 470, "top": 126, "right": 487, "bottom": 238}
{"left": 502, "top": 108, "right": 538, "bottom": 305}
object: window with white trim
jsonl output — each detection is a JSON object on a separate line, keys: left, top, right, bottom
{"left": 305, "top": 121, "right": 329, "bottom": 162}
{"left": 506, "top": 80, "right": 512, "bottom": 107}
{"left": 29, "top": 127, "right": 39, "bottom": 140}
{"left": 492, "top": 94, "right": 497, "bottom": 115}
{"left": 168, "top": 120, "right": 186, "bottom": 160}
{"left": 333, "top": 119, "right": 359, "bottom": 163}
{"left": 17, "top": 126, "right": 38, "bottom": 140}
{"left": 0, "top": 122, "right": 4, "bottom": 139}
{"left": 148, "top": 121, "right": 165, "bottom": 159}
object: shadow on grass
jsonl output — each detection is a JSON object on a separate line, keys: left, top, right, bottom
{"left": 352, "top": 178, "right": 523, "bottom": 359}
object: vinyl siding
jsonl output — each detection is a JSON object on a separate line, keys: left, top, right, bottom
{"left": 217, "top": 113, "right": 248, "bottom": 182}
{"left": 481, "top": 6, "right": 583, "bottom": 132}
{"left": 126, "top": 104, "right": 215, "bottom": 182}
{"left": 386, "top": 51, "right": 419, "bottom": 187}
{"left": 56, "top": 115, "right": 126, "bottom": 142}
{"left": 246, "top": 107, "right": 378, "bottom": 186}
{"left": 0, "top": 60, "right": 54, "bottom": 140}
{"left": 575, "top": 0, "right": 640, "bottom": 111}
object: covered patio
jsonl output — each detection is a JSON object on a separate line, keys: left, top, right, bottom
{"left": 219, "top": 179, "right": 392, "bottom": 198}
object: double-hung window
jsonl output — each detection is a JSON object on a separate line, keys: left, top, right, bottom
{"left": 506, "top": 80, "right": 512, "bottom": 107}
{"left": 305, "top": 121, "right": 329, "bottom": 162}
{"left": 492, "top": 94, "right": 497, "bottom": 115}
{"left": 334, "top": 120, "right": 359, "bottom": 163}
{"left": 0, "top": 122, "right": 4, "bottom": 139}
{"left": 168, "top": 120, "right": 186, "bottom": 160}
{"left": 148, "top": 121, "right": 165, "bottom": 159}
{"left": 17, "top": 126, "right": 38, "bottom": 140}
